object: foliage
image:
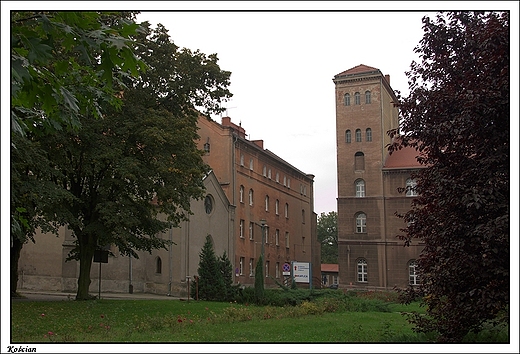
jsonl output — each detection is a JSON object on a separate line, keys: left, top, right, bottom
{"left": 192, "top": 235, "right": 226, "bottom": 301}
{"left": 317, "top": 211, "right": 338, "bottom": 263}
{"left": 254, "top": 255, "right": 264, "bottom": 301}
{"left": 388, "top": 11, "right": 509, "bottom": 342}
{"left": 10, "top": 11, "right": 145, "bottom": 136}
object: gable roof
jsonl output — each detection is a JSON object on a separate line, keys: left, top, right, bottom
{"left": 335, "top": 64, "right": 380, "bottom": 77}
{"left": 383, "top": 145, "right": 423, "bottom": 170}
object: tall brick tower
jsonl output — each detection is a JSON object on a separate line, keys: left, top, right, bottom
{"left": 333, "top": 64, "right": 423, "bottom": 290}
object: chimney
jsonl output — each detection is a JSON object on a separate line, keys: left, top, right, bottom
{"left": 252, "top": 140, "right": 264, "bottom": 149}
{"left": 385, "top": 75, "right": 390, "bottom": 84}
{"left": 221, "top": 116, "right": 246, "bottom": 139}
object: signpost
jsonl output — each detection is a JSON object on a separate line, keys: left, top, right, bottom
{"left": 94, "top": 249, "right": 109, "bottom": 299}
{"left": 292, "top": 261, "right": 313, "bottom": 289}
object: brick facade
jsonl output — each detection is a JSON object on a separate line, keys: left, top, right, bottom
{"left": 197, "top": 116, "right": 321, "bottom": 288}
{"left": 334, "top": 65, "right": 423, "bottom": 290}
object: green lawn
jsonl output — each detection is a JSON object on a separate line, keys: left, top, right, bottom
{"left": 11, "top": 299, "right": 423, "bottom": 343}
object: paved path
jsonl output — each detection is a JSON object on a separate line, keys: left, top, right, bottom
{"left": 12, "top": 290, "right": 183, "bottom": 302}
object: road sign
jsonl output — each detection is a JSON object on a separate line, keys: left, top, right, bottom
{"left": 282, "top": 262, "right": 291, "bottom": 276}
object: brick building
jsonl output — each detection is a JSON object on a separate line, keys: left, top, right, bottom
{"left": 333, "top": 64, "right": 424, "bottom": 290}
{"left": 197, "top": 116, "right": 321, "bottom": 288}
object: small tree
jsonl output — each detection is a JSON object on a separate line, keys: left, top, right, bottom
{"left": 219, "top": 251, "right": 239, "bottom": 301}
{"left": 254, "top": 255, "right": 264, "bottom": 302}
{"left": 193, "top": 235, "right": 225, "bottom": 301}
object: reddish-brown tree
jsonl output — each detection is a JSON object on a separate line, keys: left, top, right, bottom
{"left": 389, "top": 12, "right": 509, "bottom": 342}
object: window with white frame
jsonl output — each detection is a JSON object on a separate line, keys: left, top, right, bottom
{"left": 357, "top": 259, "right": 367, "bottom": 282}
{"left": 249, "top": 158, "right": 254, "bottom": 170}
{"left": 284, "top": 203, "right": 289, "bottom": 218}
{"left": 355, "top": 179, "right": 365, "bottom": 197}
{"left": 239, "top": 219, "right": 244, "bottom": 238}
{"left": 344, "top": 93, "right": 350, "bottom": 106}
{"left": 249, "top": 189, "right": 254, "bottom": 206}
{"left": 354, "top": 92, "right": 360, "bottom": 105}
{"left": 275, "top": 262, "right": 280, "bottom": 278}
{"left": 268, "top": 168, "right": 272, "bottom": 179}
{"left": 287, "top": 178, "right": 291, "bottom": 189}
{"left": 239, "top": 185, "right": 244, "bottom": 203}
{"left": 406, "top": 178, "right": 418, "bottom": 196}
{"left": 365, "top": 90, "right": 371, "bottom": 104}
{"left": 346, "top": 130, "right": 352, "bottom": 143}
{"left": 285, "top": 232, "right": 289, "bottom": 249}
{"left": 263, "top": 165, "right": 267, "bottom": 177}
{"left": 366, "top": 128, "right": 372, "bottom": 142}
{"left": 275, "top": 199, "right": 279, "bottom": 215}
{"left": 265, "top": 195, "right": 269, "bottom": 212}
{"left": 409, "top": 260, "right": 419, "bottom": 285}
{"left": 275, "top": 229, "right": 279, "bottom": 246}
{"left": 249, "top": 222, "right": 254, "bottom": 240}
{"left": 356, "top": 213, "right": 366, "bottom": 233}
{"left": 283, "top": 175, "right": 287, "bottom": 186}
{"left": 239, "top": 257, "right": 244, "bottom": 275}
{"left": 240, "top": 154, "right": 244, "bottom": 166}
{"left": 249, "top": 258, "right": 254, "bottom": 276}
{"left": 355, "top": 129, "right": 362, "bottom": 142}
{"left": 276, "top": 172, "right": 279, "bottom": 183}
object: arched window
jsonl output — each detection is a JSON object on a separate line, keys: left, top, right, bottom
{"left": 240, "top": 154, "right": 244, "bottom": 166}
{"left": 345, "top": 130, "right": 352, "bottom": 143}
{"left": 356, "top": 213, "right": 366, "bottom": 233}
{"left": 406, "top": 178, "right": 418, "bottom": 196}
{"left": 265, "top": 195, "right": 269, "bottom": 211}
{"left": 239, "top": 185, "right": 244, "bottom": 203}
{"left": 249, "top": 158, "right": 254, "bottom": 170}
{"left": 249, "top": 189, "right": 254, "bottom": 206}
{"left": 409, "top": 260, "right": 419, "bottom": 285}
{"left": 284, "top": 203, "right": 289, "bottom": 218}
{"left": 355, "top": 179, "right": 365, "bottom": 197}
{"left": 263, "top": 165, "right": 267, "bottom": 177}
{"left": 365, "top": 90, "right": 371, "bottom": 104}
{"left": 275, "top": 199, "right": 279, "bottom": 215}
{"left": 204, "top": 195, "right": 213, "bottom": 214}
{"left": 155, "top": 257, "right": 162, "bottom": 274}
{"left": 354, "top": 92, "right": 361, "bottom": 105}
{"left": 355, "top": 152, "right": 365, "bottom": 171}
{"left": 344, "top": 93, "right": 350, "bottom": 106}
{"left": 357, "top": 259, "right": 367, "bottom": 282}
{"left": 355, "top": 129, "right": 362, "bottom": 142}
{"left": 366, "top": 128, "right": 372, "bottom": 142}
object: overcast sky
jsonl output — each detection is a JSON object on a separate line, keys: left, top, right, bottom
{"left": 135, "top": 9, "right": 441, "bottom": 215}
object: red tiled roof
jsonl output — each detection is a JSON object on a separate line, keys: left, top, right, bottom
{"left": 335, "top": 64, "right": 380, "bottom": 77}
{"left": 321, "top": 264, "right": 339, "bottom": 272}
{"left": 383, "top": 145, "right": 423, "bottom": 169}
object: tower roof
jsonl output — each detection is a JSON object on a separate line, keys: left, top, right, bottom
{"left": 335, "top": 64, "right": 380, "bottom": 77}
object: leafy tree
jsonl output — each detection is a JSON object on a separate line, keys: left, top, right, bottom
{"left": 317, "top": 211, "right": 338, "bottom": 264}
{"left": 192, "top": 235, "right": 226, "bottom": 301}
{"left": 10, "top": 11, "right": 145, "bottom": 296}
{"left": 32, "top": 22, "right": 231, "bottom": 300}
{"left": 10, "top": 11, "right": 145, "bottom": 136}
{"left": 389, "top": 12, "right": 509, "bottom": 342}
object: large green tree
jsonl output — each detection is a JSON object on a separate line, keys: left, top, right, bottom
{"left": 33, "top": 22, "right": 231, "bottom": 300}
{"left": 10, "top": 11, "right": 145, "bottom": 296}
{"left": 389, "top": 11, "right": 509, "bottom": 342}
{"left": 317, "top": 211, "right": 338, "bottom": 264}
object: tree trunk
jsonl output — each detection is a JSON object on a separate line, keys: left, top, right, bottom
{"left": 76, "top": 232, "right": 97, "bottom": 300}
{"left": 11, "top": 237, "right": 23, "bottom": 296}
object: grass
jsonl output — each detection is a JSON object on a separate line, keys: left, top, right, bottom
{"left": 10, "top": 291, "right": 508, "bottom": 344}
